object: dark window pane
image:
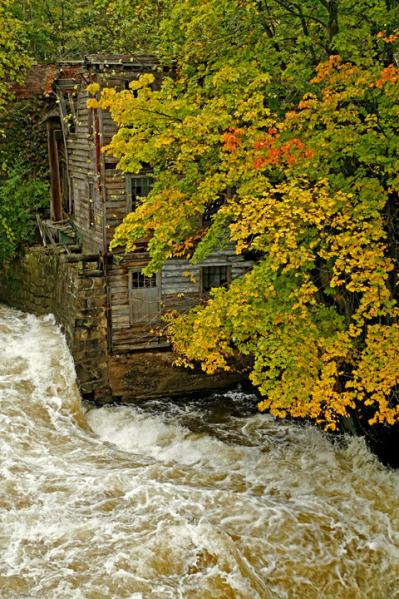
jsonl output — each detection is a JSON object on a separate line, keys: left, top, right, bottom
{"left": 131, "top": 271, "right": 157, "bottom": 289}
{"left": 130, "top": 176, "right": 153, "bottom": 210}
{"left": 202, "top": 266, "right": 230, "bottom": 292}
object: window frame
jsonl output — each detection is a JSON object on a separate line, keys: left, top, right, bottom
{"left": 125, "top": 173, "right": 154, "bottom": 212}
{"left": 129, "top": 270, "right": 158, "bottom": 290}
{"left": 200, "top": 264, "right": 232, "bottom": 294}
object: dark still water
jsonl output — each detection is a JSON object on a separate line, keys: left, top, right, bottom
{"left": 1, "top": 305, "right": 398, "bottom": 598}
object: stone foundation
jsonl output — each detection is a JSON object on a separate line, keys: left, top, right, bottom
{"left": 0, "top": 245, "right": 111, "bottom": 399}
{"left": 106, "top": 351, "right": 243, "bottom": 405}
{"left": 0, "top": 245, "right": 242, "bottom": 403}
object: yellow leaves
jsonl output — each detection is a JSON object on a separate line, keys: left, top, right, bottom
{"left": 168, "top": 301, "right": 234, "bottom": 375}
{"left": 87, "top": 82, "right": 101, "bottom": 96}
{"left": 128, "top": 73, "right": 155, "bottom": 90}
{"left": 347, "top": 324, "right": 399, "bottom": 426}
{"left": 86, "top": 98, "right": 99, "bottom": 109}
{"left": 154, "top": 133, "right": 175, "bottom": 148}
{"left": 211, "top": 65, "right": 240, "bottom": 86}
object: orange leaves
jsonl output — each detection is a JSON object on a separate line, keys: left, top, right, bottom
{"left": 372, "top": 65, "right": 399, "bottom": 89}
{"left": 172, "top": 229, "right": 206, "bottom": 258}
{"left": 311, "top": 55, "right": 343, "bottom": 84}
{"left": 252, "top": 134, "right": 313, "bottom": 169}
{"left": 223, "top": 127, "right": 244, "bottom": 153}
{"left": 376, "top": 29, "right": 399, "bottom": 43}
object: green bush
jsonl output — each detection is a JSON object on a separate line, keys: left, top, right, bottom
{"left": 0, "top": 165, "right": 48, "bottom": 263}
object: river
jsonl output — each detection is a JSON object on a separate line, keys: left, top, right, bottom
{"left": 1, "top": 304, "right": 399, "bottom": 599}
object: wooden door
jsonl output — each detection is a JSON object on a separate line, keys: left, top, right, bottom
{"left": 129, "top": 270, "right": 160, "bottom": 324}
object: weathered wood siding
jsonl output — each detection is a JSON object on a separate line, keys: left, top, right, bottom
{"left": 58, "top": 62, "right": 159, "bottom": 254}
{"left": 99, "top": 80, "right": 128, "bottom": 245}
{"left": 107, "top": 249, "right": 253, "bottom": 354}
{"left": 58, "top": 81, "right": 104, "bottom": 253}
{"left": 107, "top": 253, "right": 165, "bottom": 353}
{"left": 161, "top": 247, "right": 253, "bottom": 296}
{"left": 96, "top": 66, "right": 161, "bottom": 245}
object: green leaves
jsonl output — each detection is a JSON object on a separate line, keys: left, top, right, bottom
{"left": 0, "top": 0, "right": 30, "bottom": 117}
{"left": 0, "top": 165, "right": 48, "bottom": 263}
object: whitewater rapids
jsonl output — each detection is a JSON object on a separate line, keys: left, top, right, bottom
{"left": 0, "top": 304, "right": 398, "bottom": 598}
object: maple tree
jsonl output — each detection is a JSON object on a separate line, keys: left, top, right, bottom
{"left": 1, "top": 0, "right": 398, "bottom": 428}
{"left": 90, "top": 0, "right": 399, "bottom": 430}
{"left": 165, "top": 56, "right": 399, "bottom": 431}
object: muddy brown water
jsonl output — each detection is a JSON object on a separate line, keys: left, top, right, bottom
{"left": 0, "top": 304, "right": 398, "bottom": 598}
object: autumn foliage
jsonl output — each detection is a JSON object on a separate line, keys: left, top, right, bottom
{"left": 88, "top": 1, "right": 399, "bottom": 430}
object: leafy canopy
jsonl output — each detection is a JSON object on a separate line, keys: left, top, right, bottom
{"left": 0, "top": 0, "right": 30, "bottom": 114}
{"left": 91, "top": 0, "right": 399, "bottom": 429}
{"left": 12, "top": 0, "right": 164, "bottom": 61}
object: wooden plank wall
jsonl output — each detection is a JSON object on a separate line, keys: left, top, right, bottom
{"left": 161, "top": 248, "right": 253, "bottom": 296}
{"left": 62, "top": 84, "right": 104, "bottom": 253}
{"left": 100, "top": 80, "right": 129, "bottom": 246}
{"left": 107, "top": 249, "right": 253, "bottom": 353}
{"left": 97, "top": 68, "right": 159, "bottom": 246}
{"left": 107, "top": 253, "right": 165, "bottom": 353}
{"left": 65, "top": 67, "right": 159, "bottom": 254}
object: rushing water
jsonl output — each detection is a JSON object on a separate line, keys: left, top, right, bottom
{"left": 1, "top": 305, "right": 399, "bottom": 599}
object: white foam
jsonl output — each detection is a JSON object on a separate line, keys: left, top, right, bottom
{"left": 1, "top": 304, "right": 399, "bottom": 599}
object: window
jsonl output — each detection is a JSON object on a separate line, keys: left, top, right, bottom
{"left": 131, "top": 271, "right": 157, "bottom": 289}
{"left": 201, "top": 265, "right": 231, "bottom": 293}
{"left": 126, "top": 175, "right": 153, "bottom": 211}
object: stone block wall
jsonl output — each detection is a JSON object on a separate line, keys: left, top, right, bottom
{"left": 0, "top": 245, "right": 111, "bottom": 400}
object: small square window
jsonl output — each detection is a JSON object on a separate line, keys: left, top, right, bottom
{"left": 131, "top": 271, "right": 157, "bottom": 289}
{"left": 202, "top": 265, "right": 231, "bottom": 292}
{"left": 127, "top": 175, "right": 153, "bottom": 211}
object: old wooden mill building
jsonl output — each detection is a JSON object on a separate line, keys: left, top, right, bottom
{"left": 34, "top": 55, "right": 253, "bottom": 400}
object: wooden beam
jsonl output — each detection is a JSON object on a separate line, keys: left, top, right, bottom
{"left": 47, "top": 120, "right": 63, "bottom": 221}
